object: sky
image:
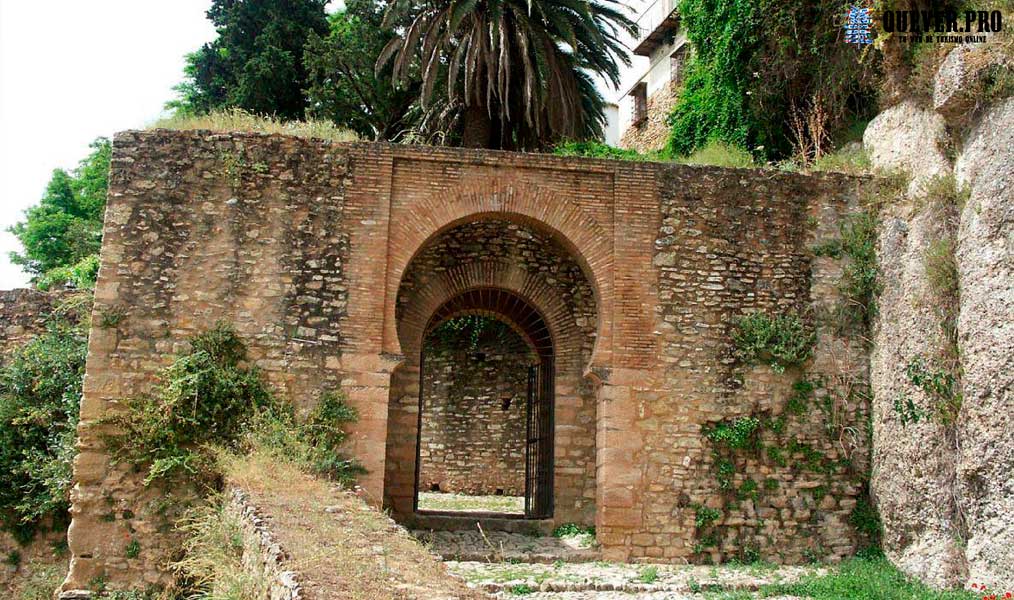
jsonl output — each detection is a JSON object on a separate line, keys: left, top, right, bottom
{"left": 0, "top": 0, "right": 217, "bottom": 289}
{"left": 0, "top": 0, "right": 642, "bottom": 291}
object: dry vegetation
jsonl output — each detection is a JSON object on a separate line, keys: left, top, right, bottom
{"left": 150, "top": 108, "right": 359, "bottom": 143}
{"left": 215, "top": 449, "right": 488, "bottom": 600}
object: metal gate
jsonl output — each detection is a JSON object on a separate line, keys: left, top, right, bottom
{"left": 525, "top": 358, "right": 554, "bottom": 518}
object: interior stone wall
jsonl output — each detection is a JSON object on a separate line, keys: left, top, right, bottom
{"left": 417, "top": 322, "right": 533, "bottom": 497}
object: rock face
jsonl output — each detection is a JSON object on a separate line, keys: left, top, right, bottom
{"left": 863, "top": 99, "right": 951, "bottom": 195}
{"left": 953, "top": 98, "right": 1014, "bottom": 589}
{"left": 866, "top": 46, "right": 1014, "bottom": 589}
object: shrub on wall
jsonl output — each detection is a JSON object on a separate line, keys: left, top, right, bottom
{"left": 105, "top": 322, "right": 363, "bottom": 488}
{"left": 0, "top": 319, "right": 88, "bottom": 543}
{"left": 104, "top": 323, "right": 281, "bottom": 486}
{"left": 731, "top": 311, "right": 815, "bottom": 373}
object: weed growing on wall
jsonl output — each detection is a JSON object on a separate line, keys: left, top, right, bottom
{"left": 826, "top": 210, "right": 881, "bottom": 335}
{"left": 244, "top": 390, "right": 364, "bottom": 486}
{"left": 0, "top": 318, "right": 88, "bottom": 543}
{"left": 731, "top": 312, "right": 815, "bottom": 373}
{"left": 104, "top": 323, "right": 281, "bottom": 486}
{"left": 172, "top": 497, "right": 271, "bottom": 599}
{"left": 893, "top": 355, "right": 963, "bottom": 426}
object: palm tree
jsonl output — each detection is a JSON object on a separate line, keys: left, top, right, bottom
{"left": 377, "top": 0, "right": 635, "bottom": 150}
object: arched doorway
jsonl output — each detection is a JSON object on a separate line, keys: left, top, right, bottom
{"left": 414, "top": 288, "right": 555, "bottom": 518}
{"left": 384, "top": 218, "right": 599, "bottom": 527}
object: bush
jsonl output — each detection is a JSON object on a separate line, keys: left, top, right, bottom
{"left": 36, "top": 254, "right": 101, "bottom": 291}
{"left": 731, "top": 311, "right": 815, "bottom": 373}
{"left": 0, "top": 321, "right": 87, "bottom": 543}
{"left": 678, "top": 140, "right": 757, "bottom": 168}
{"left": 104, "top": 323, "right": 282, "bottom": 486}
{"left": 553, "top": 140, "right": 659, "bottom": 161}
{"left": 245, "top": 390, "right": 364, "bottom": 486}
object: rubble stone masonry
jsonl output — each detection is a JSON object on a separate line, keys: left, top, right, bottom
{"left": 62, "top": 129, "right": 874, "bottom": 592}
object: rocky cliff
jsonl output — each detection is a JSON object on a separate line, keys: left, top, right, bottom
{"left": 864, "top": 44, "right": 1013, "bottom": 589}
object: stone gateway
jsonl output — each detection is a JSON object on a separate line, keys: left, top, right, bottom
{"left": 62, "top": 130, "right": 876, "bottom": 590}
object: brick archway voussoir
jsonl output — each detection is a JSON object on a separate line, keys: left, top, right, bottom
{"left": 397, "top": 262, "right": 587, "bottom": 373}
{"left": 385, "top": 180, "right": 613, "bottom": 369}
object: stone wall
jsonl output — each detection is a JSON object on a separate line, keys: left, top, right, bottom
{"left": 64, "top": 130, "right": 873, "bottom": 592}
{"left": 864, "top": 45, "right": 1014, "bottom": 589}
{"left": 615, "top": 165, "right": 873, "bottom": 563}
{"left": 63, "top": 130, "right": 358, "bottom": 592}
{"left": 418, "top": 323, "right": 533, "bottom": 496}
{"left": 228, "top": 489, "right": 303, "bottom": 600}
{"left": 620, "top": 84, "right": 679, "bottom": 153}
{"left": 0, "top": 288, "right": 76, "bottom": 356}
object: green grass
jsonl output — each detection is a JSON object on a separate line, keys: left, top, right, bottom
{"left": 553, "top": 139, "right": 757, "bottom": 169}
{"left": 638, "top": 565, "right": 659, "bottom": 584}
{"left": 811, "top": 144, "right": 872, "bottom": 175}
{"left": 705, "top": 557, "right": 978, "bottom": 600}
{"left": 678, "top": 140, "right": 757, "bottom": 169}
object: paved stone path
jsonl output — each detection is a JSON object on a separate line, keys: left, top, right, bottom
{"left": 417, "top": 530, "right": 817, "bottom": 598}
{"left": 416, "top": 529, "right": 599, "bottom": 563}
{"left": 446, "top": 560, "right": 818, "bottom": 598}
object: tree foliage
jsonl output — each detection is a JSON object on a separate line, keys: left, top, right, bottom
{"left": 668, "top": 0, "right": 879, "bottom": 160}
{"left": 169, "top": 0, "right": 329, "bottom": 119}
{"left": 379, "top": 0, "right": 636, "bottom": 150}
{"left": 304, "top": 0, "right": 419, "bottom": 141}
{"left": 0, "top": 318, "right": 88, "bottom": 543}
{"left": 9, "top": 138, "right": 109, "bottom": 288}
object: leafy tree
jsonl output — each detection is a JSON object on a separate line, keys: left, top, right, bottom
{"left": 0, "top": 319, "right": 88, "bottom": 543}
{"left": 378, "top": 0, "right": 636, "bottom": 150}
{"left": 9, "top": 138, "right": 110, "bottom": 288}
{"left": 169, "top": 0, "right": 329, "bottom": 119}
{"left": 304, "top": 0, "right": 419, "bottom": 141}
{"left": 668, "top": 0, "right": 880, "bottom": 160}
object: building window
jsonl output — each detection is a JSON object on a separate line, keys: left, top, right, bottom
{"left": 631, "top": 82, "right": 648, "bottom": 126}
{"left": 670, "top": 46, "right": 687, "bottom": 88}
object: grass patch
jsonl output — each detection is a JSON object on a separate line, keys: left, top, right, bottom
{"left": 638, "top": 565, "right": 659, "bottom": 584}
{"left": 758, "top": 556, "right": 976, "bottom": 600}
{"left": 151, "top": 108, "right": 358, "bottom": 143}
{"left": 810, "top": 144, "right": 871, "bottom": 175}
{"left": 679, "top": 141, "right": 757, "bottom": 169}
{"left": 172, "top": 498, "right": 271, "bottom": 600}
{"left": 554, "top": 139, "right": 757, "bottom": 169}
{"left": 214, "top": 447, "right": 486, "bottom": 600}
{"left": 11, "top": 559, "right": 68, "bottom": 600}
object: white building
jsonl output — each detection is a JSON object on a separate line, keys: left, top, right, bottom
{"left": 613, "top": 0, "right": 687, "bottom": 152}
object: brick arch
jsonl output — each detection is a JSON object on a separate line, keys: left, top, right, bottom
{"left": 396, "top": 260, "right": 590, "bottom": 373}
{"left": 383, "top": 178, "right": 612, "bottom": 370}
{"left": 425, "top": 289, "right": 553, "bottom": 360}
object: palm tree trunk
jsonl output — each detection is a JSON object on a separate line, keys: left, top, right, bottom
{"left": 461, "top": 104, "right": 495, "bottom": 149}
